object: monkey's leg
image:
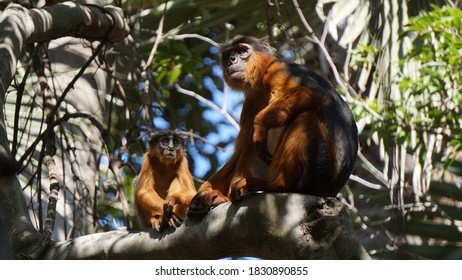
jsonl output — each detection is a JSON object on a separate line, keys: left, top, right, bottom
{"left": 268, "top": 111, "right": 339, "bottom": 196}
{"left": 229, "top": 113, "right": 314, "bottom": 201}
{"left": 267, "top": 112, "right": 317, "bottom": 192}
{"left": 254, "top": 111, "right": 321, "bottom": 194}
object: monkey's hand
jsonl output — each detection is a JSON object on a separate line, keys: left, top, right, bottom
{"left": 230, "top": 178, "right": 248, "bottom": 203}
{"left": 163, "top": 201, "right": 183, "bottom": 228}
{"left": 187, "top": 189, "right": 229, "bottom": 219}
{"left": 253, "top": 124, "right": 272, "bottom": 165}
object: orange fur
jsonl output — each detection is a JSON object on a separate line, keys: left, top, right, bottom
{"left": 134, "top": 131, "right": 196, "bottom": 231}
{"left": 188, "top": 35, "right": 357, "bottom": 218}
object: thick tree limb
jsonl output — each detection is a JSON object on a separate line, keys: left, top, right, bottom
{"left": 0, "top": 2, "right": 129, "bottom": 94}
{"left": 43, "top": 193, "right": 370, "bottom": 260}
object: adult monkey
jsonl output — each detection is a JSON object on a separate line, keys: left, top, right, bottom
{"left": 188, "top": 35, "right": 358, "bottom": 218}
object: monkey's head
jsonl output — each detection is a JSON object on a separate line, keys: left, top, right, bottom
{"left": 220, "top": 35, "right": 275, "bottom": 90}
{"left": 148, "top": 130, "right": 188, "bottom": 165}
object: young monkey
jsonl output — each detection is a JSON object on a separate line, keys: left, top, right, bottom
{"left": 188, "top": 35, "right": 358, "bottom": 218}
{"left": 134, "top": 130, "right": 196, "bottom": 231}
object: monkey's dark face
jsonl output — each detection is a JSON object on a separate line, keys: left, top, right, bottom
{"left": 221, "top": 43, "right": 253, "bottom": 84}
{"left": 156, "top": 136, "right": 183, "bottom": 159}
{"left": 149, "top": 130, "right": 187, "bottom": 163}
{"left": 220, "top": 35, "right": 275, "bottom": 91}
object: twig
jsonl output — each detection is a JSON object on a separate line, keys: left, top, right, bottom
{"left": 358, "top": 150, "right": 389, "bottom": 187}
{"left": 175, "top": 84, "right": 239, "bottom": 129}
{"left": 183, "top": 130, "right": 233, "bottom": 153}
{"left": 109, "top": 158, "right": 132, "bottom": 229}
{"left": 144, "top": 2, "right": 168, "bottom": 70}
{"left": 166, "top": 34, "right": 220, "bottom": 48}
{"left": 292, "top": 0, "right": 349, "bottom": 96}
{"left": 349, "top": 174, "right": 386, "bottom": 190}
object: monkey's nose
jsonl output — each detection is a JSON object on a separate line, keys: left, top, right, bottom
{"left": 229, "top": 55, "right": 237, "bottom": 65}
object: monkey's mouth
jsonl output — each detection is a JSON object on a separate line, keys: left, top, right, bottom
{"left": 163, "top": 151, "right": 176, "bottom": 159}
{"left": 226, "top": 70, "right": 244, "bottom": 81}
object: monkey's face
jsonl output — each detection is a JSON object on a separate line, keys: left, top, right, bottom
{"left": 221, "top": 43, "right": 253, "bottom": 86}
{"left": 149, "top": 133, "right": 187, "bottom": 164}
{"left": 157, "top": 136, "right": 182, "bottom": 159}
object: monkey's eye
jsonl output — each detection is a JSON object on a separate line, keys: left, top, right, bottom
{"left": 238, "top": 47, "right": 248, "bottom": 54}
{"left": 172, "top": 138, "right": 183, "bottom": 149}
{"left": 159, "top": 138, "right": 170, "bottom": 146}
{"left": 237, "top": 44, "right": 251, "bottom": 56}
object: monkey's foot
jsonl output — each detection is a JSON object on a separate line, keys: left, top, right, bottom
{"left": 187, "top": 190, "right": 228, "bottom": 219}
{"left": 150, "top": 215, "right": 164, "bottom": 232}
{"left": 229, "top": 178, "right": 248, "bottom": 203}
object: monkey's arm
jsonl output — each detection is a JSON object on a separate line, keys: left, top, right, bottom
{"left": 165, "top": 182, "right": 196, "bottom": 206}
{"left": 164, "top": 161, "right": 196, "bottom": 221}
{"left": 167, "top": 160, "right": 195, "bottom": 196}
{"left": 135, "top": 155, "right": 166, "bottom": 230}
{"left": 134, "top": 185, "right": 165, "bottom": 230}
{"left": 253, "top": 86, "right": 325, "bottom": 163}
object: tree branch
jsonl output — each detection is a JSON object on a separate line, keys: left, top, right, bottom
{"left": 0, "top": 2, "right": 129, "bottom": 95}
{"left": 175, "top": 84, "right": 240, "bottom": 130}
{"left": 43, "top": 193, "right": 370, "bottom": 260}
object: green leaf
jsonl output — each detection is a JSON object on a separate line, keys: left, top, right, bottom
{"left": 167, "top": 64, "right": 182, "bottom": 84}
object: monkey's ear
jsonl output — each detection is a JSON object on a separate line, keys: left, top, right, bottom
{"left": 259, "top": 36, "right": 270, "bottom": 44}
{"left": 258, "top": 36, "right": 276, "bottom": 54}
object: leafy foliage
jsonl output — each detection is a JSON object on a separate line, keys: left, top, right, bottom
{"left": 399, "top": 5, "right": 462, "bottom": 161}
{"left": 346, "top": 4, "right": 462, "bottom": 259}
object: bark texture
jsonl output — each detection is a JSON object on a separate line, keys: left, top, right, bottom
{"left": 44, "top": 193, "right": 370, "bottom": 260}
